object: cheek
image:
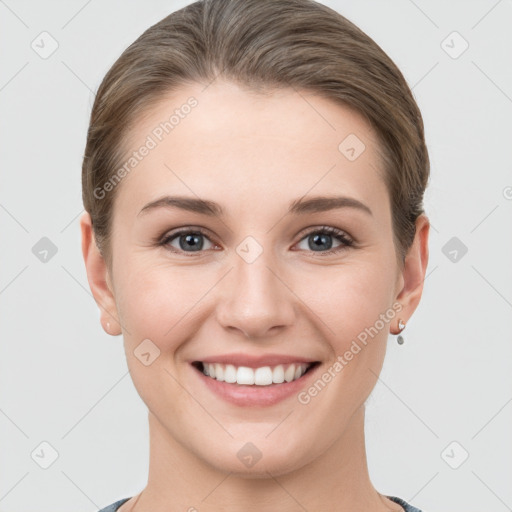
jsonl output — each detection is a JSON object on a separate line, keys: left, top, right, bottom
{"left": 298, "top": 263, "right": 395, "bottom": 414}
{"left": 302, "top": 259, "right": 395, "bottom": 348}
{"left": 113, "top": 262, "right": 200, "bottom": 408}
{"left": 114, "top": 258, "right": 214, "bottom": 352}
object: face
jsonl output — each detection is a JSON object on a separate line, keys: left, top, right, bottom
{"left": 82, "top": 79, "right": 429, "bottom": 478}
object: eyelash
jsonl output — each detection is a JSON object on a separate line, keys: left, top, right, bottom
{"left": 157, "top": 225, "right": 354, "bottom": 257}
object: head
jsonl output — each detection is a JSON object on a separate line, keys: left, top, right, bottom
{"left": 81, "top": 0, "right": 429, "bottom": 477}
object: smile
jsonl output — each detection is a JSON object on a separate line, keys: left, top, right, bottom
{"left": 199, "top": 363, "right": 315, "bottom": 386}
{"left": 192, "top": 361, "right": 319, "bottom": 386}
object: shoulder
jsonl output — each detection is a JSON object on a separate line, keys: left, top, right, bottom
{"left": 387, "top": 495, "right": 425, "bottom": 512}
{"left": 99, "top": 496, "right": 423, "bottom": 512}
{"left": 97, "top": 498, "right": 131, "bottom": 512}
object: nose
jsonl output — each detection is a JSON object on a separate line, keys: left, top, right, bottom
{"left": 215, "top": 250, "right": 296, "bottom": 340}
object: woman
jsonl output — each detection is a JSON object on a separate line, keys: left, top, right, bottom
{"left": 80, "top": 0, "right": 430, "bottom": 510}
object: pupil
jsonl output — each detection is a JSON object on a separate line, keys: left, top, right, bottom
{"left": 310, "top": 233, "right": 332, "bottom": 251}
{"left": 180, "top": 233, "right": 203, "bottom": 251}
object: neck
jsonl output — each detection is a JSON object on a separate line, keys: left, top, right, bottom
{"left": 130, "top": 405, "right": 399, "bottom": 512}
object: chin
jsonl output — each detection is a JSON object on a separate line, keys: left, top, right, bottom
{"left": 198, "top": 436, "right": 309, "bottom": 479}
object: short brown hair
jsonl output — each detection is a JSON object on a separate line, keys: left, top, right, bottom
{"left": 82, "top": 0, "right": 429, "bottom": 268}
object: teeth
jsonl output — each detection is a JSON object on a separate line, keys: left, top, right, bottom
{"left": 254, "top": 367, "right": 273, "bottom": 386}
{"left": 272, "top": 364, "right": 285, "bottom": 384}
{"left": 224, "top": 364, "right": 237, "bottom": 383}
{"left": 284, "top": 364, "right": 295, "bottom": 383}
{"left": 200, "top": 362, "right": 311, "bottom": 385}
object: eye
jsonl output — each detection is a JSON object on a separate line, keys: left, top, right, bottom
{"left": 159, "top": 228, "right": 216, "bottom": 255}
{"left": 158, "top": 225, "right": 354, "bottom": 256}
{"left": 294, "top": 226, "right": 354, "bottom": 255}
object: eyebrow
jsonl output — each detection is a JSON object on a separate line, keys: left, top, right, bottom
{"left": 138, "top": 195, "right": 373, "bottom": 217}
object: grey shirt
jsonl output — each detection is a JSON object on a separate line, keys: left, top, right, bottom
{"left": 97, "top": 495, "right": 424, "bottom": 511}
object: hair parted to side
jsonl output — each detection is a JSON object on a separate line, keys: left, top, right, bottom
{"left": 82, "top": 0, "right": 429, "bottom": 269}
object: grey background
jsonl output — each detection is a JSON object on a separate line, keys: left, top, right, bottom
{"left": 1, "top": 1, "right": 511, "bottom": 511}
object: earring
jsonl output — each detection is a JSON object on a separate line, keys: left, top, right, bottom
{"left": 397, "top": 318, "right": 406, "bottom": 345}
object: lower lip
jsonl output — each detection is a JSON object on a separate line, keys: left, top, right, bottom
{"left": 192, "top": 363, "right": 321, "bottom": 407}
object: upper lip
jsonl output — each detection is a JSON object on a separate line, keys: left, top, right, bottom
{"left": 191, "top": 353, "right": 319, "bottom": 368}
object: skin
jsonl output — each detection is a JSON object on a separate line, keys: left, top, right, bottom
{"left": 81, "top": 79, "right": 429, "bottom": 512}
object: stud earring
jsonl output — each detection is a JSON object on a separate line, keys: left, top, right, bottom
{"left": 397, "top": 318, "right": 406, "bottom": 345}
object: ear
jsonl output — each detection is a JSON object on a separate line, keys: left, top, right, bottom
{"left": 392, "top": 214, "right": 430, "bottom": 333}
{"left": 80, "top": 212, "right": 122, "bottom": 336}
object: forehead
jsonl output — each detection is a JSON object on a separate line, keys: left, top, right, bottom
{"left": 114, "top": 79, "right": 389, "bottom": 219}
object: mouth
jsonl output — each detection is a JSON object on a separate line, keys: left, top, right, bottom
{"left": 191, "top": 361, "right": 321, "bottom": 386}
